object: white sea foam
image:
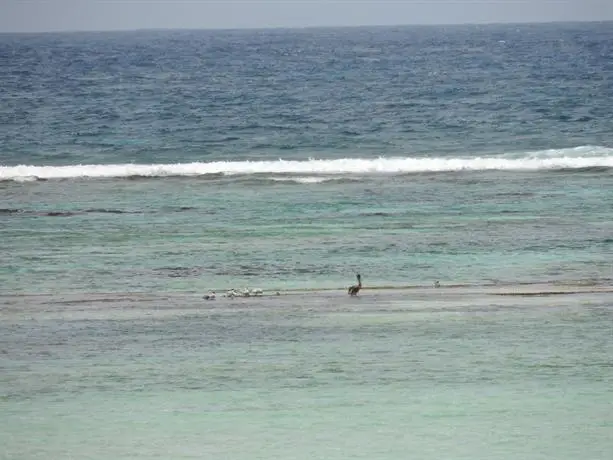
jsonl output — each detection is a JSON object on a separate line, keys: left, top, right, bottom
{"left": 268, "top": 176, "right": 330, "bottom": 184}
{"left": 12, "top": 175, "right": 39, "bottom": 183}
{"left": 1, "top": 146, "right": 611, "bottom": 182}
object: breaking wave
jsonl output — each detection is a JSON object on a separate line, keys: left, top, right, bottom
{"left": 1, "top": 146, "right": 611, "bottom": 182}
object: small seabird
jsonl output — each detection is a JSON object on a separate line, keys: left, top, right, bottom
{"left": 203, "top": 291, "right": 216, "bottom": 300}
{"left": 252, "top": 288, "right": 263, "bottom": 296}
{"left": 434, "top": 281, "right": 440, "bottom": 288}
{"left": 348, "top": 273, "right": 362, "bottom": 296}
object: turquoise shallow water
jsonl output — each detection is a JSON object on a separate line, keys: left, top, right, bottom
{"left": 2, "top": 166, "right": 612, "bottom": 293}
{"left": 1, "top": 21, "right": 613, "bottom": 459}
{"left": 2, "top": 289, "right": 613, "bottom": 459}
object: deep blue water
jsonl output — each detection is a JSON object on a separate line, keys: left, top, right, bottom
{"left": 2, "top": 22, "right": 612, "bottom": 167}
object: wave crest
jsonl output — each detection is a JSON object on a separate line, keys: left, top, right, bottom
{"left": 1, "top": 146, "right": 612, "bottom": 182}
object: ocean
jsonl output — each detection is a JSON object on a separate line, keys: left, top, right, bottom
{"left": 1, "top": 21, "right": 612, "bottom": 459}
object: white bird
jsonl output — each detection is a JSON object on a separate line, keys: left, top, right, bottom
{"left": 203, "top": 291, "right": 216, "bottom": 300}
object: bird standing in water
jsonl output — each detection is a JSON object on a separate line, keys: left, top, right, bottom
{"left": 348, "top": 273, "right": 362, "bottom": 296}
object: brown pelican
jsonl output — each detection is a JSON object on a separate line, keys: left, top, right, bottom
{"left": 348, "top": 273, "right": 362, "bottom": 296}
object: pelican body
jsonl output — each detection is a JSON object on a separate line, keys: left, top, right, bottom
{"left": 348, "top": 273, "right": 362, "bottom": 296}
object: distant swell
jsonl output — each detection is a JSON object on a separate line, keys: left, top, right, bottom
{"left": 1, "top": 146, "right": 612, "bottom": 182}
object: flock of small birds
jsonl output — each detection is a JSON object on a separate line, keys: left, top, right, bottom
{"left": 203, "top": 287, "right": 280, "bottom": 300}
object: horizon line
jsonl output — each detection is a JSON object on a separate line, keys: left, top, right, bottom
{"left": 1, "top": 18, "right": 611, "bottom": 35}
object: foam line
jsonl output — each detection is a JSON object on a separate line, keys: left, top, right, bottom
{"left": 1, "top": 146, "right": 611, "bottom": 182}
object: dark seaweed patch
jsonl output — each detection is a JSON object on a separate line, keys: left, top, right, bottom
{"left": 44, "top": 211, "right": 77, "bottom": 217}
{"left": 153, "top": 266, "right": 204, "bottom": 278}
{"left": 358, "top": 211, "right": 394, "bottom": 217}
{"left": 0, "top": 208, "right": 24, "bottom": 215}
{"left": 83, "top": 208, "right": 128, "bottom": 214}
{"left": 1, "top": 207, "right": 201, "bottom": 217}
